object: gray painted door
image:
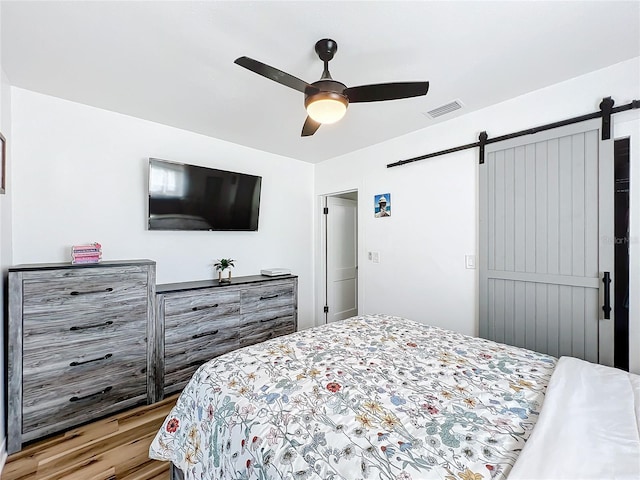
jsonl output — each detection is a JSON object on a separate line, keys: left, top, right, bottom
{"left": 326, "top": 197, "right": 358, "bottom": 322}
{"left": 479, "top": 119, "right": 614, "bottom": 365}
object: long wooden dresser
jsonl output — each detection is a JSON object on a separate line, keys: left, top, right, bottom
{"left": 154, "top": 275, "right": 298, "bottom": 400}
{"left": 7, "top": 262, "right": 298, "bottom": 454}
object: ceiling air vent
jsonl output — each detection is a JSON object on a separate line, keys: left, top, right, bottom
{"left": 424, "top": 100, "right": 464, "bottom": 119}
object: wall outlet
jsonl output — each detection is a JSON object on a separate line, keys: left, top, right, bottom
{"left": 372, "top": 252, "right": 380, "bottom": 263}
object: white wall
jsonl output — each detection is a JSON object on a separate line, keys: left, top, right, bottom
{"left": 315, "top": 57, "right": 640, "bottom": 373}
{"left": 10, "top": 88, "right": 315, "bottom": 329}
{"left": 0, "top": 0, "right": 13, "bottom": 467}
{"left": 0, "top": 67, "right": 10, "bottom": 472}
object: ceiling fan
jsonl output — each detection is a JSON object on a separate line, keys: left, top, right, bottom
{"left": 234, "top": 39, "right": 430, "bottom": 137}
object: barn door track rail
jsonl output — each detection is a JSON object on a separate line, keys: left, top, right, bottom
{"left": 387, "top": 97, "right": 640, "bottom": 168}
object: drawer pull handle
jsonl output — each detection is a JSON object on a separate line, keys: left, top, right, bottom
{"left": 70, "top": 353, "right": 113, "bottom": 367}
{"left": 192, "top": 303, "right": 219, "bottom": 312}
{"left": 69, "top": 385, "right": 113, "bottom": 402}
{"left": 70, "top": 320, "right": 114, "bottom": 331}
{"left": 260, "top": 316, "right": 282, "bottom": 323}
{"left": 192, "top": 329, "right": 219, "bottom": 339}
{"left": 70, "top": 287, "right": 114, "bottom": 296}
{"left": 260, "top": 294, "right": 279, "bottom": 300}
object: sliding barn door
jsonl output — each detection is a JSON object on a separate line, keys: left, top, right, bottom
{"left": 479, "top": 119, "right": 614, "bottom": 366}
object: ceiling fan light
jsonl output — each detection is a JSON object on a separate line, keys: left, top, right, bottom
{"left": 305, "top": 92, "right": 348, "bottom": 124}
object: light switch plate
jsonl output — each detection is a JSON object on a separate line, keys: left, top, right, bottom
{"left": 465, "top": 254, "right": 476, "bottom": 269}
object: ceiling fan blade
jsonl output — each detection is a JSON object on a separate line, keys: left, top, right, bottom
{"left": 235, "top": 56, "right": 318, "bottom": 94}
{"left": 301, "top": 116, "right": 321, "bottom": 137}
{"left": 344, "top": 81, "right": 429, "bottom": 103}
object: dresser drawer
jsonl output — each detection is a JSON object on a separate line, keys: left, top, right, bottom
{"left": 22, "top": 343, "right": 146, "bottom": 437}
{"left": 22, "top": 266, "right": 147, "bottom": 301}
{"left": 163, "top": 289, "right": 240, "bottom": 335}
{"left": 23, "top": 335, "right": 146, "bottom": 379}
{"left": 23, "top": 373, "right": 147, "bottom": 439}
{"left": 239, "top": 315, "right": 295, "bottom": 347}
{"left": 23, "top": 314, "right": 147, "bottom": 355}
{"left": 239, "top": 281, "right": 295, "bottom": 347}
{"left": 22, "top": 270, "right": 147, "bottom": 314}
{"left": 240, "top": 282, "right": 295, "bottom": 321}
{"left": 163, "top": 289, "right": 241, "bottom": 396}
{"left": 164, "top": 326, "right": 239, "bottom": 396}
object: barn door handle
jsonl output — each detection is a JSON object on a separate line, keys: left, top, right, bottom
{"left": 602, "top": 272, "right": 611, "bottom": 320}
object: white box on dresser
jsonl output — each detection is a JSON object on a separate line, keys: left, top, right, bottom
{"left": 7, "top": 260, "right": 156, "bottom": 454}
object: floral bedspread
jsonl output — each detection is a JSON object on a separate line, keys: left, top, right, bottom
{"left": 149, "top": 314, "right": 556, "bottom": 480}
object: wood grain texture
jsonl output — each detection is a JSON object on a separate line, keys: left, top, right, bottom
{"left": 8, "top": 271, "right": 25, "bottom": 454}
{"left": 149, "top": 285, "right": 164, "bottom": 404}
{"left": 146, "top": 263, "right": 158, "bottom": 405}
{"left": 240, "top": 281, "right": 296, "bottom": 347}
{"left": 3, "top": 393, "right": 176, "bottom": 480}
{"left": 8, "top": 262, "right": 156, "bottom": 454}
{"left": 22, "top": 271, "right": 148, "bottom": 311}
{"left": 158, "top": 277, "right": 298, "bottom": 398}
{"left": 240, "top": 281, "right": 294, "bottom": 319}
{"left": 162, "top": 289, "right": 240, "bottom": 397}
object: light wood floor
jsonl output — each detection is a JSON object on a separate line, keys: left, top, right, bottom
{"left": 3, "top": 394, "right": 179, "bottom": 480}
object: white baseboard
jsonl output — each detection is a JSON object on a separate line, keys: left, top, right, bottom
{"left": 0, "top": 437, "right": 7, "bottom": 474}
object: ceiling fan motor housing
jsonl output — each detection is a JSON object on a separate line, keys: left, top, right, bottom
{"left": 305, "top": 79, "right": 348, "bottom": 106}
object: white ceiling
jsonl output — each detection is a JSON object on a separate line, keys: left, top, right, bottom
{"left": 2, "top": 1, "right": 639, "bottom": 163}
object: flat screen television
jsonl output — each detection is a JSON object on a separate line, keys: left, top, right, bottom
{"left": 148, "top": 158, "right": 262, "bottom": 231}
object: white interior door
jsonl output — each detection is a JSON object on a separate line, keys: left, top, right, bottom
{"left": 479, "top": 119, "right": 614, "bottom": 365}
{"left": 326, "top": 197, "right": 358, "bottom": 323}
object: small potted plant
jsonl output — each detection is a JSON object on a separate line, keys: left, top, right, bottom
{"left": 214, "top": 258, "right": 235, "bottom": 283}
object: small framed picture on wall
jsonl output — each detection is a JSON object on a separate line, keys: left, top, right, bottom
{"left": 0, "top": 131, "right": 5, "bottom": 195}
{"left": 374, "top": 193, "right": 391, "bottom": 217}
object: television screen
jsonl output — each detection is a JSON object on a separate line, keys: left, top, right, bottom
{"left": 148, "top": 158, "right": 262, "bottom": 231}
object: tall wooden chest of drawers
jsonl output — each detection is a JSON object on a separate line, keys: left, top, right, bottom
{"left": 7, "top": 260, "right": 156, "bottom": 454}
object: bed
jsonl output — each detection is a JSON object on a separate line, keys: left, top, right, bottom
{"left": 149, "top": 314, "right": 640, "bottom": 480}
